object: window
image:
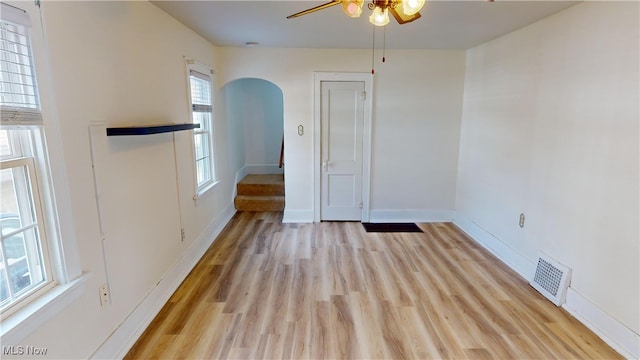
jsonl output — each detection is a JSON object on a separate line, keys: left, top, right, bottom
{"left": 0, "top": 4, "right": 55, "bottom": 315}
{"left": 0, "top": 133, "right": 53, "bottom": 311}
{"left": 186, "top": 61, "right": 216, "bottom": 196}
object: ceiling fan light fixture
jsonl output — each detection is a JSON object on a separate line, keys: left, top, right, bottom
{"left": 401, "top": 0, "right": 425, "bottom": 16}
{"left": 342, "top": 0, "right": 364, "bottom": 18}
{"left": 369, "top": 6, "right": 390, "bottom": 26}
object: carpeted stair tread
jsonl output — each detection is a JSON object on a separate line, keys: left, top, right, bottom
{"left": 237, "top": 174, "right": 284, "bottom": 196}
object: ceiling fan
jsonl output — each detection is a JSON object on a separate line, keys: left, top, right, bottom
{"left": 287, "top": 0, "right": 425, "bottom": 26}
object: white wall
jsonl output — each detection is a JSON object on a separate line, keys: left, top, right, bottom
{"left": 455, "top": 2, "right": 639, "bottom": 357}
{"left": 2, "top": 2, "right": 236, "bottom": 358}
{"left": 223, "top": 84, "right": 247, "bottom": 182}
{"left": 219, "top": 48, "right": 466, "bottom": 222}
{"left": 225, "top": 78, "right": 284, "bottom": 175}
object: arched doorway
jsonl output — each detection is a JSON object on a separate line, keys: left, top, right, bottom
{"left": 224, "top": 78, "right": 284, "bottom": 175}
{"left": 223, "top": 78, "right": 285, "bottom": 211}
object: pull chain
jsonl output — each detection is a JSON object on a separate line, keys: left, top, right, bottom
{"left": 371, "top": 25, "right": 376, "bottom": 75}
{"left": 382, "top": 25, "right": 386, "bottom": 63}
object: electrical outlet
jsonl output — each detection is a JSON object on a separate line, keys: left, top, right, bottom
{"left": 99, "top": 284, "right": 110, "bottom": 306}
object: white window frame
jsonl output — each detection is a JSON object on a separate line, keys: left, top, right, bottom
{"left": 1, "top": 1, "right": 86, "bottom": 343}
{"left": 185, "top": 59, "right": 217, "bottom": 198}
{"left": 1, "top": 146, "right": 56, "bottom": 317}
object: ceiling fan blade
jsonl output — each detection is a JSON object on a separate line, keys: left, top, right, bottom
{"left": 287, "top": 1, "right": 341, "bottom": 19}
{"left": 389, "top": 7, "right": 421, "bottom": 24}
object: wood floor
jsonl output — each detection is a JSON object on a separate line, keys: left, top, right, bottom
{"left": 125, "top": 211, "right": 621, "bottom": 359}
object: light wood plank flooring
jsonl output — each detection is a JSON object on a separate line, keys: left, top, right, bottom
{"left": 125, "top": 211, "right": 621, "bottom": 359}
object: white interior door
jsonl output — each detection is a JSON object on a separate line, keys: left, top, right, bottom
{"left": 321, "top": 81, "right": 365, "bottom": 221}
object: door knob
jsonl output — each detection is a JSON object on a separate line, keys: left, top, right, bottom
{"left": 322, "top": 161, "right": 328, "bottom": 171}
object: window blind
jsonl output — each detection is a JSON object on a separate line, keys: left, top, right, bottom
{"left": 1, "top": 3, "right": 41, "bottom": 127}
{"left": 189, "top": 70, "right": 212, "bottom": 113}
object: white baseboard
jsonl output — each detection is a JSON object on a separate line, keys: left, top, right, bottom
{"left": 563, "top": 289, "right": 639, "bottom": 359}
{"left": 369, "top": 209, "right": 455, "bottom": 223}
{"left": 282, "top": 209, "right": 313, "bottom": 223}
{"left": 283, "top": 209, "right": 455, "bottom": 224}
{"left": 91, "top": 204, "right": 236, "bottom": 359}
{"left": 245, "top": 164, "right": 283, "bottom": 175}
{"left": 235, "top": 166, "right": 248, "bottom": 184}
{"left": 233, "top": 166, "right": 248, "bottom": 200}
{"left": 453, "top": 215, "right": 535, "bottom": 280}
{"left": 454, "top": 215, "right": 639, "bottom": 360}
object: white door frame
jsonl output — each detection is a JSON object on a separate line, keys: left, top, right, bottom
{"left": 313, "top": 72, "right": 373, "bottom": 222}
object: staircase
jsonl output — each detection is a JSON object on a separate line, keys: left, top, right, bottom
{"left": 234, "top": 174, "right": 285, "bottom": 212}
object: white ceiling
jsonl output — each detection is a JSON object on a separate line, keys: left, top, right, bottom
{"left": 152, "top": 0, "right": 579, "bottom": 50}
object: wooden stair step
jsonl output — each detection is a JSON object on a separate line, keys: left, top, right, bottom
{"left": 237, "top": 174, "right": 284, "bottom": 196}
{"left": 234, "top": 195, "right": 285, "bottom": 212}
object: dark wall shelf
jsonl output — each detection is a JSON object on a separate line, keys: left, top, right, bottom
{"left": 106, "top": 123, "right": 200, "bottom": 136}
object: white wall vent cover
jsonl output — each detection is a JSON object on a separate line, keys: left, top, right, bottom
{"left": 530, "top": 254, "right": 572, "bottom": 306}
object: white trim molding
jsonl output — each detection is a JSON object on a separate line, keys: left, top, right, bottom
{"left": 232, "top": 166, "right": 248, "bottom": 202}
{"left": 282, "top": 209, "right": 314, "bottom": 224}
{"left": 91, "top": 204, "right": 235, "bottom": 359}
{"left": 245, "top": 164, "right": 284, "bottom": 175}
{"left": 369, "top": 209, "right": 455, "bottom": 223}
{"left": 563, "top": 289, "right": 639, "bottom": 360}
{"left": 453, "top": 215, "right": 535, "bottom": 280}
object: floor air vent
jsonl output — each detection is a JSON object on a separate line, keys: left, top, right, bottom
{"left": 530, "top": 254, "right": 571, "bottom": 306}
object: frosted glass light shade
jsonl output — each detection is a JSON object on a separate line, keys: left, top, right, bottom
{"left": 369, "top": 7, "right": 390, "bottom": 26}
{"left": 402, "top": 0, "right": 425, "bottom": 16}
{"left": 342, "top": 0, "right": 363, "bottom": 18}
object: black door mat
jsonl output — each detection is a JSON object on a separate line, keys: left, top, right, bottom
{"left": 362, "top": 222, "right": 423, "bottom": 233}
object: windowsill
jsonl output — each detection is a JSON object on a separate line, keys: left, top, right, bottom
{"left": 1, "top": 272, "right": 92, "bottom": 344}
{"left": 193, "top": 179, "right": 220, "bottom": 201}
